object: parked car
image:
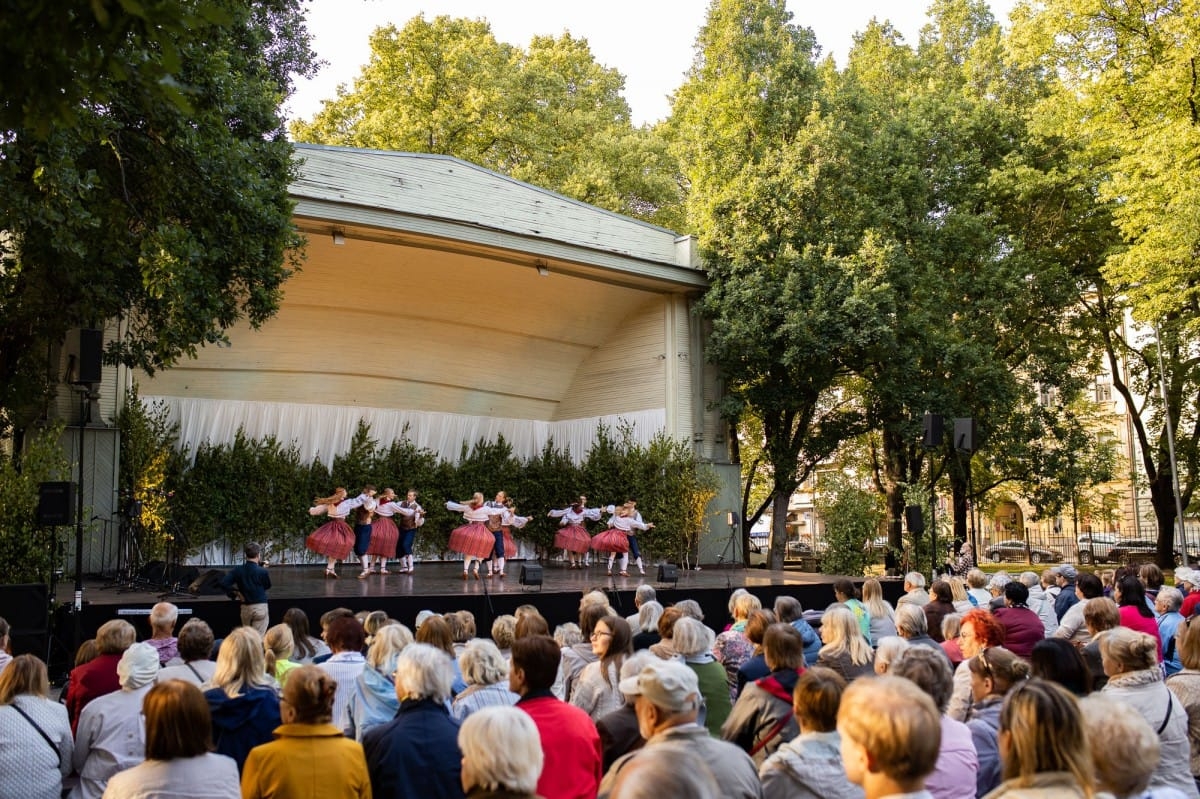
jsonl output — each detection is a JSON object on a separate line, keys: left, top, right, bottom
{"left": 1076, "top": 534, "right": 1120, "bottom": 565}
{"left": 1105, "top": 538, "right": 1182, "bottom": 566}
{"left": 983, "top": 539, "right": 1063, "bottom": 564}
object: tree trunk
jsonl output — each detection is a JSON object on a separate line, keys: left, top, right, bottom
{"left": 1150, "top": 469, "right": 1179, "bottom": 569}
{"left": 770, "top": 488, "right": 790, "bottom": 571}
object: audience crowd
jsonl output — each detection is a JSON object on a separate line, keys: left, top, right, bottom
{"left": 3, "top": 561, "right": 1200, "bottom": 799}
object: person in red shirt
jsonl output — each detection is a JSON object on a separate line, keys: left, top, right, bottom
{"left": 1178, "top": 568, "right": 1200, "bottom": 618}
{"left": 511, "top": 634, "right": 602, "bottom": 799}
{"left": 64, "top": 618, "right": 136, "bottom": 734}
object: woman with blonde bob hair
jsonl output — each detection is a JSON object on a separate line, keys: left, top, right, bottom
{"left": 987, "top": 679, "right": 1094, "bottom": 798}
{"left": 815, "top": 605, "right": 874, "bottom": 681}
{"left": 861, "top": 578, "right": 898, "bottom": 641}
{"left": 1100, "top": 627, "right": 1199, "bottom": 798}
{"left": 0, "top": 654, "right": 74, "bottom": 799}
{"left": 241, "top": 665, "right": 371, "bottom": 799}
{"left": 104, "top": 681, "right": 240, "bottom": 799}
{"left": 458, "top": 705, "right": 544, "bottom": 797}
{"left": 203, "top": 627, "right": 281, "bottom": 772}
{"left": 347, "top": 623, "right": 415, "bottom": 741}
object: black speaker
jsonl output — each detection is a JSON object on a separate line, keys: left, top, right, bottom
{"left": 189, "top": 569, "right": 228, "bottom": 595}
{"left": 36, "top": 481, "right": 75, "bottom": 526}
{"left": 656, "top": 563, "right": 679, "bottom": 585}
{"left": 0, "top": 583, "right": 50, "bottom": 658}
{"left": 923, "top": 413, "right": 944, "bottom": 448}
{"left": 77, "top": 328, "right": 103, "bottom": 384}
{"left": 953, "top": 417, "right": 976, "bottom": 454}
{"left": 519, "top": 564, "right": 543, "bottom": 587}
{"left": 905, "top": 505, "right": 925, "bottom": 535}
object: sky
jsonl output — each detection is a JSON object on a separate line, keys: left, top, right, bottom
{"left": 288, "top": 0, "right": 1020, "bottom": 127}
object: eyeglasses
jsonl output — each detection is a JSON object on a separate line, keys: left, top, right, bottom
{"left": 590, "top": 631, "right": 612, "bottom": 640}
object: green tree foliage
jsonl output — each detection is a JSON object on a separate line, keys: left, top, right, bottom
{"left": 815, "top": 474, "right": 884, "bottom": 577}
{"left": 115, "top": 389, "right": 186, "bottom": 561}
{"left": 291, "top": 15, "right": 683, "bottom": 227}
{"left": 0, "top": 423, "right": 71, "bottom": 583}
{"left": 1005, "top": 0, "right": 1200, "bottom": 565}
{"left": 0, "top": 0, "right": 319, "bottom": 434}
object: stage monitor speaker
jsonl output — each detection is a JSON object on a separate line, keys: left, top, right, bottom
{"left": 656, "top": 563, "right": 679, "bottom": 586}
{"left": 0, "top": 583, "right": 49, "bottom": 658}
{"left": 905, "top": 505, "right": 926, "bottom": 535}
{"left": 189, "top": 569, "right": 228, "bottom": 595}
{"left": 77, "top": 328, "right": 103, "bottom": 384}
{"left": 953, "top": 417, "right": 976, "bottom": 454}
{"left": 37, "top": 481, "right": 75, "bottom": 526}
{"left": 923, "top": 413, "right": 944, "bottom": 448}
{"left": 519, "top": 564, "right": 543, "bottom": 587}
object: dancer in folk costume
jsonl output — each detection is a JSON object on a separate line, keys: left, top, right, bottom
{"left": 491, "top": 500, "right": 529, "bottom": 579}
{"left": 446, "top": 493, "right": 505, "bottom": 580}
{"left": 619, "top": 499, "right": 653, "bottom": 576}
{"left": 593, "top": 501, "right": 654, "bottom": 577}
{"left": 591, "top": 504, "right": 632, "bottom": 573}
{"left": 548, "top": 496, "right": 602, "bottom": 569}
{"left": 483, "top": 491, "right": 511, "bottom": 578}
{"left": 392, "top": 489, "right": 425, "bottom": 574}
{"left": 363, "top": 488, "right": 403, "bottom": 576}
{"left": 307, "top": 487, "right": 369, "bottom": 578}
{"left": 348, "top": 486, "right": 378, "bottom": 578}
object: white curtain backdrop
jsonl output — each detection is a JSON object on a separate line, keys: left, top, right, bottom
{"left": 141, "top": 396, "right": 666, "bottom": 466}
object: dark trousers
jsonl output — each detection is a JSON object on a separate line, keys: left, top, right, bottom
{"left": 353, "top": 523, "right": 372, "bottom": 556}
{"left": 399, "top": 529, "right": 417, "bottom": 556}
{"left": 628, "top": 535, "right": 641, "bottom": 560}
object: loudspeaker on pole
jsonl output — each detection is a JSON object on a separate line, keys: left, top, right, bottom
{"left": 953, "top": 418, "right": 976, "bottom": 454}
{"left": 77, "top": 328, "right": 103, "bottom": 384}
{"left": 37, "top": 482, "right": 76, "bottom": 526}
{"left": 923, "top": 413, "right": 944, "bottom": 448}
{"left": 905, "top": 505, "right": 925, "bottom": 535}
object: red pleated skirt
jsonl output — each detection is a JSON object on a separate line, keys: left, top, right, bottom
{"left": 449, "top": 521, "right": 495, "bottom": 559}
{"left": 591, "top": 528, "right": 630, "bottom": 553}
{"left": 306, "top": 519, "right": 354, "bottom": 559}
{"left": 554, "top": 524, "right": 592, "bottom": 554}
{"left": 501, "top": 527, "right": 517, "bottom": 558}
{"left": 367, "top": 516, "right": 399, "bottom": 557}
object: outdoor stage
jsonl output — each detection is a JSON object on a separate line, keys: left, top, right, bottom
{"left": 61, "top": 561, "right": 905, "bottom": 652}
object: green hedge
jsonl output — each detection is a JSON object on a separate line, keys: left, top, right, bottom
{"left": 122, "top": 407, "right": 718, "bottom": 563}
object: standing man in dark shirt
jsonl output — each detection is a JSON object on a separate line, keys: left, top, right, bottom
{"left": 221, "top": 541, "right": 271, "bottom": 634}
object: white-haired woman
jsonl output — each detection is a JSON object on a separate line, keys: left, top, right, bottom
{"left": 459, "top": 705, "right": 543, "bottom": 799}
{"left": 714, "top": 591, "right": 760, "bottom": 702}
{"left": 632, "top": 600, "right": 664, "bottom": 651}
{"left": 203, "top": 627, "right": 281, "bottom": 773}
{"left": 814, "top": 605, "right": 874, "bottom": 682}
{"left": 873, "top": 636, "right": 910, "bottom": 675}
{"left": 673, "top": 616, "right": 733, "bottom": 736}
{"left": 346, "top": 624, "right": 414, "bottom": 741}
{"left": 452, "top": 639, "right": 519, "bottom": 721}
{"left": 361, "top": 643, "right": 463, "bottom": 798}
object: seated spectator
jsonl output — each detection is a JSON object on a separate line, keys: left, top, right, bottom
{"left": 600, "top": 660, "right": 759, "bottom": 799}
{"left": 898, "top": 572, "right": 931, "bottom": 608}
{"left": 103, "top": 680, "right": 239, "bottom": 799}
{"left": 1100, "top": 626, "right": 1199, "bottom": 798}
{"left": 1167, "top": 613, "right": 1200, "bottom": 790}
{"left": 987, "top": 572, "right": 1011, "bottom": 611}
{"left": 626, "top": 585, "right": 657, "bottom": 629}
{"left": 777, "top": 595, "right": 825, "bottom": 662}
{"left": 561, "top": 603, "right": 612, "bottom": 702}
{"left": 145, "top": 602, "right": 180, "bottom": 666}
{"left": 512, "top": 634, "right": 602, "bottom": 799}
{"left": 204, "top": 627, "right": 281, "bottom": 773}
{"left": 283, "top": 607, "right": 330, "bottom": 664}
{"left": 947, "top": 577, "right": 974, "bottom": 614}
{"left": 923, "top": 582, "right": 956, "bottom": 644}
{"left": 1157, "top": 586, "right": 1186, "bottom": 676}
{"left": 861, "top": 579, "right": 898, "bottom": 644}
{"left": 993, "top": 581, "right": 1045, "bottom": 659}
{"left": 1080, "top": 597, "right": 1121, "bottom": 690}
{"left": 1029, "top": 637, "right": 1092, "bottom": 697}
{"left": 890, "top": 647, "right": 978, "bottom": 799}
{"left": 895, "top": 604, "right": 950, "bottom": 661}
{"left": 648, "top": 605, "right": 682, "bottom": 660}
{"left": 631, "top": 601, "right": 663, "bottom": 651}
{"left": 0, "top": 617, "right": 10, "bottom": 674}
{"left": 348, "top": 623, "right": 414, "bottom": 741}
{"left": 1116, "top": 575, "right": 1162, "bottom": 651}
{"left": 940, "top": 614, "right": 964, "bottom": 668}
{"left": 451, "top": 638, "right": 519, "bottom": 722}
{"left": 0, "top": 654, "right": 73, "bottom": 799}
{"left": 363, "top": 643, "right": 464, "bottom": 799}
{"left": 834, "top": 579, "right": 872, "bottom": 643}
{"left": 1141, "top": 563, "right": 1165, "bottom": 602}
{"left": 312, "top": 608, "right": 355, "bottom": 665}
{"left": 491, "top": 614, "right": 517, "bottom": 661}
{"left": 242, "top": 665, "right": 370, "bottom": 799}
{"left": 72, "top": 642, "right": 159, "bottom": 799}
{"left": 65, "top": 618, "right": 136, "bottom": 733}
{"left": 447, "top": 610, "right": 476, "bottom": 656}
{"left": 873, "top": 636, "right": 910, "bottom": 675}
{"left": 965, "top": 569, "right": 991, "bottom": 608}
{"left": 986, "top": 679, "right": 1092, "bottom": 799}
{"left": 572, "top": 616, "right": 634, "bottom": 721}
{"left": 759, "top": 666, "right": 862, "bottom": 799}
{"left": 263, "top": 624, "right": 300, "bottom": 688}
{"left": 672, "top": 616, "right": 733, "bottom": 736}
{"left": 816, "top": 605, "right": 874, "bottom": 682}
{"left": 722, "top": 623, "right": 806, "bottom": 763}
{"left": 713, "top": 592, "right": 760, "bottom": 703}
{"left": 735, "top": 609, "right": 776, "bottom": 696}
{"left": 157, "top": 619, "right": 217, "bottom": 685}
{"left": 319, "top": 615, "right": 368, "bottom": 730}
{"left": 458, "top": 706, "right": 544, "bottom": 799}
{"left": 1081, "top": 693, "right": 1177, "bottom": 799}
{"left": 837, "top": 675, "right": 942, "bottom": 799}
{"left": 1020, "top": 570, "right": 1058, "bottom": 636}
{"left": 966, "top": 646, "right": 1030, "bottom": 797}
{"left": 608, "top": 742, "right": 721, "bottom": 799}
{"left": 947, "top": 608, "right": 1006, "bottom": 722}
{"left": 596, "top": 651, "right": 656, "bottom": 772}
{"left": 1053, "top": 572, "right": 1104, "bottom": 645}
